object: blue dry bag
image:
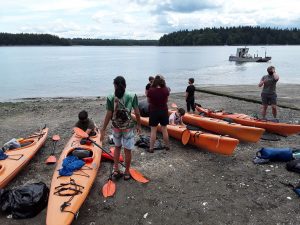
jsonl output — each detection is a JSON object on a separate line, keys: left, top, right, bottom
{"left": 256, "top": 147, "right": 293, "bottom": 161}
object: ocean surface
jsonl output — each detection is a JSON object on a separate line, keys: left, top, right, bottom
{"left": 0, "top": 46, "right": 299, "bottom": 102}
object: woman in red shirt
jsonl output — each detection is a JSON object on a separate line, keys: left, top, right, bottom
{"left": 147, "top": 75, "right": 170, "bottom": 153}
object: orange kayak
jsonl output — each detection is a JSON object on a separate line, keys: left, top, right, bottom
{"left": 46, "top": 130, "right": 102, "bottom": 225}
{"left": 196, "top": 106, "right": 300, "bottom": 136}
{"left": 131, "top": 114, "right": 190, "bottom": 145}
{"left": 133, "top": 115, "right": 239, "bottom": 155}
{"left": 0, "top": 127, "right": 49, "bottom": 188}
{"left": 169, "top": 110, "right": 265, "bottom": 142}
{"left": 188, "top": 130, "right": 239, "bottom": 155}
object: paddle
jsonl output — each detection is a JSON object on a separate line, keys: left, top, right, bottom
{"left": 73, "top": 127, "right": 149, "bottom": 183}
{"left": 46, "top": 135, "right": 60, "bottom": 164}
{"left": 102, "top": 163, "right": 116, "bottom": 198}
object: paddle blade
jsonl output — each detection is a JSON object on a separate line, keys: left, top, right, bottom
{"left": 46, "top": 155, "right": 57, "bottom": 164}
{"left": 73, "top": 127, "right": 89, "bottom": 138}
{"left": 171, "top": 103, "right": 178, "bottom": 108}
{"left": 129, "top": 168, "right": 149, "bottom": 183}
{"left": 102, "top": 180, "right": 116, "bottom": 198}
{"left": 101, "top": 146, "right": 124, "bottom": 162}
{"left": 52, "top": 135, "right": 60, "bottom": 141}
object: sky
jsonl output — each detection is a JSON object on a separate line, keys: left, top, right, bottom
{"left": 0, "top": 0, "right": 300, "bottom": 40}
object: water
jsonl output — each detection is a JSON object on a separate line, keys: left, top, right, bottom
{"left": 0, "top": 46, "right": 299, "bottom": 101}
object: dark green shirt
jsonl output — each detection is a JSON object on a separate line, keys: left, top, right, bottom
{"left": 75, "top": 118, "right": 95, "bottom": 131}
{"left": 106, "top": 92, "right": 138, "bottom": 112}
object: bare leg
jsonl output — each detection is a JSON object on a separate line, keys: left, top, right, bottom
{"left": 150, "top": 126, "right": 157, "bottom": 151}
{"left": 114, "top": 146, "right": 121, "bottom": 171}
{"left": 124, "top": 148, "right": 131, "bottom": 174}
{"left": 271, "top": 104, "right": 277, "bottom": 118}
{"left": 261, "top": 105, "right": 268, "bottom": 119}
{"left": 161, "top": 126, "right": 169, "bottom": 149}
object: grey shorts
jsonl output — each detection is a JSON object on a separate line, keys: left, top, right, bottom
{"left": 112, "top": 128, "right": 135, "bottom": 150}
{"left": 261, "top": 93, "right": 277, "bottom": 105}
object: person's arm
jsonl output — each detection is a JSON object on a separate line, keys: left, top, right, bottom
{"left": 273, "top": 72, "right": 279, "bottom": 81}
{"left": 100, "top": 110, "right": 113, "bottom": 141}
{"left": 258, "top": 77, "right": 264, "bottom": 87}
{"left": 133, "top": 107, "right": 141, "bottom": 134}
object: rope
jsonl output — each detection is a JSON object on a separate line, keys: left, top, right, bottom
{"left": 54, "top": 178, "right": 84, "bottom": 216}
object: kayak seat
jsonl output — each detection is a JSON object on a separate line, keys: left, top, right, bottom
{"left": 70, "top": 148, "right": 93, "bottom": 159}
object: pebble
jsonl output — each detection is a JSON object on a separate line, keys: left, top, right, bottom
{"left": 265, "top": 169, "right": 271, "bottom": 172}
{"left": 287, "top": 197, "right": 292, "bottom": 200}
{"left": 202, "top": 202, "right": 208, "bottom": 206}
{"left": 143, "top": 212, "right": 149, "bottom": 218}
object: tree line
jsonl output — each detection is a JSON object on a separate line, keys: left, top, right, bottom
{"left": 0, "top": 33, "right": 158, "bottom": 46}
{"left": 159, "top": 26, "right": 300, "bottom": 45}
{"left": 1, "top": 26, "right": 300, "bottom": 46}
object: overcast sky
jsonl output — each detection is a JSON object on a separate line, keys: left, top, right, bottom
{"left": 1, "top": 0, "right": 300, "bottom": 40}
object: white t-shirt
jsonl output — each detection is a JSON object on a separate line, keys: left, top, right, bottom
{"left": 169, "top": 112, "right": 182, "bottom": 125}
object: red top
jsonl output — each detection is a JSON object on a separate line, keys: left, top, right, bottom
{"left": 147, "top": 87, "right": 169, "bottom": 111}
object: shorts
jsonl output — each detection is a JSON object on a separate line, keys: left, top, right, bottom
{"left": 149, "top": 110, "right": 169, "bottom": 127}
{"left": 112, "top": 128, "right": 135, "bottom": 150}
{"left": 261, "top": 93, "right": 277, "bottom": 105}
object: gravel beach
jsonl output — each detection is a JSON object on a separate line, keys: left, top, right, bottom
{"left": 1, "top": 84, "right": 300, "bottom": 225}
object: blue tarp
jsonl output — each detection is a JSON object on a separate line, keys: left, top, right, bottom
{"left": 58, "top": 155, "right": 85, "bottom": 176}
{"left": 0, "top": 149, "right": 8, "bottom": 160}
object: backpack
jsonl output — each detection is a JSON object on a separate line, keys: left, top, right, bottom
{"left": 112, "top": 97, "right": 133, "bottom": 129}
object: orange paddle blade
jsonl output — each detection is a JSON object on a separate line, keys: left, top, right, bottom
{"left": 73, "top": 127, "right": 88, "bottom": 138}
{"left": 46, "top": 155, "right": 57, "bottom": 164}
{"left": 102, "top": 180, "right": 116, "bottom": 197}
{"left": 52, "top": 135, "right": 60, "bottom": 141}
{"left": 171, "top": 103, "right": 178, "bottom": 108}
{"left": 129, "top": 168, "right": 149, "bottom": 183}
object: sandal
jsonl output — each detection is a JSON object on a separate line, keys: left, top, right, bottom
{"left": 124, "top": 173, "right": 131, "bottom": 180}
{"left": 112, "top": 170, "right": 123, "bottom": 179}
{"left": 147, "top": 149, "right": 154, "bottom": 153}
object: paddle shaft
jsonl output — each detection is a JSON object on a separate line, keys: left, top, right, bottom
{"left": 51, "top": 140, "right": 58, "bottom": 155}
{"left": 87, "top": 138, "right": 127, "bottom": 168}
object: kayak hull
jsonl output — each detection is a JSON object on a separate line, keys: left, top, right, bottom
{"left": 46, "top": 131, "right": 102, "bottom": 225}
{"left": 170, "top": 110, "right": 265, "bottom": 142}
{"left": 135, "top": 115, "right": 239, "bottom": 155}
{"left": 188, "top": 130, "right": 239, "bottom": 155}
{"left": 0, "top": 127, "right": 49, "bottom": 188}
{"left": 132, "top": 114, "right": 190, "bottom": 145}
{"left": 196, "top": 106, "right": 300, "bottom": 136}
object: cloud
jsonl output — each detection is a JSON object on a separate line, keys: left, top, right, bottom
{"left": 0, "top": 0, "right": 300, "bottom": 39}
{"left": 154, "top": 0, "right": 221, "bottom": 13}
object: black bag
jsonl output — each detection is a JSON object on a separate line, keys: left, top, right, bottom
{"left": 0, "top": 182, "right": 49, "bottom": 219}
{"left": 138, "top": 100, "right": 149, "bottom": 117}
{"left": 286, "top": 159, "right": 300, "bottom": 174}
{"left": 135, "top": 135, "right": 164, "bottom": 150}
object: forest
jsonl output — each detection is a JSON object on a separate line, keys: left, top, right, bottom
{"left": 0, "top": 33, "right": 158, "bottom": 46}
{"left": 1, "top": 27, "right": 300, "bottom": 46}
{"left": 159, "top": 26, "right": 300, "bottom": 45}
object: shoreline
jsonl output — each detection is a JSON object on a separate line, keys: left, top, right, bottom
{"left": 2, "top": 84, "right": 300, "bottom": 110}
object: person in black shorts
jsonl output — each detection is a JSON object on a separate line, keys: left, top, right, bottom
{"left": 147, "top": 75, "right": 170, "bottom": 153}
{"left": 145, "top": 76, "right": 154, "bottom": 96}
{"left": 186, "top": 78, "right": 196, "bottom": 113}
{"left": 258, "top": 66, "right": 279, "bottom": 120}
